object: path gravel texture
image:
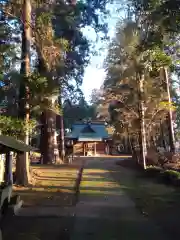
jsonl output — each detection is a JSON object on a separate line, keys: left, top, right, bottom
{"left": 71, "top": 157, "right": 168, "bottom": 240}
{"left": 1, "top": 157, "right": 170, "bottom": 240}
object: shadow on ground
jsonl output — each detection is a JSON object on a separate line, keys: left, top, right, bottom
{"left": 3, "top": 156, "right": 180, "bottom": 239}
{"left": 1, "top": 215, "right": 74, "bottom": 240}
{"left": 0, "top": 162, "right": 83, "bottom": 240}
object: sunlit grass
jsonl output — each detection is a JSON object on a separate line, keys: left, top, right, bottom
{"left": 83, "top": 169, "right": 108, "bottom": 174}
{"left": 82, "top": 174, "right": 105, "bottom": 179}
{"left": 32, "top": 167, "right": 78, "bottom": 190}
{"left": 80, "top": 189, "right": 120, "bottom": 195}
{"left": 35, "top": 170, "right": 77, "bottom": 178}
{"left": 31, "top": 187, "right": 73, "bottom": 193}
{"left": 81, "top": 180, "right": 118, "bottom": 188}
{"left": 14, "top": 166, "right": 80, "bottom": 206}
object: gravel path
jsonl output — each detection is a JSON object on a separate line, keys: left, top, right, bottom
{"left": 71, "top": 157, "right": 169, "bottom": 240}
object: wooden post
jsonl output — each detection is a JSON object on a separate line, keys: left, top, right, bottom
{"left": 4, "top": 151, "right": 13, "bottom": 185}
{"left": 72, "top": 141, "right": 74, "bottom": 159}
{"left": 94, "top": 142, "right": 96, "bottom": 156}
{"left": 106, "top": 143, "right": 109, "bottom": 155}
{"left": 85, "top": 143, "right": 87, "bottom": 156}
{"left": 0, "top": 154, "right": 5, "bottom": 182}
{"left": 83, "top": 142, "right": 85, "bottom": 156}
{"left": 4, "top": 152, "right": 9, "bottom": 184}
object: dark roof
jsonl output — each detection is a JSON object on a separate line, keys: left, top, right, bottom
{"left": 74, "top": 120, "right": 107, "bottom": 125}
{"left": 81, "top": 125, "right": 95, "bottom": 133}
{"left": 66, "top": 122, "right": 110, "bottom": 141}
{"left": 0, "top": 135, "right": 36, "bottom": 153}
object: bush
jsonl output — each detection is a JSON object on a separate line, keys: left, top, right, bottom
{"left": 160, "top": 170, "right": 180, "bottom": 185}
{"left": 145, "top": 166, "right": 162, "bottom": 178}
{"left": 144, "top": 167, "right": 180, "bottom": 187}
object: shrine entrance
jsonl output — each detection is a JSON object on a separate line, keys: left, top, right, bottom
{"left": 65, "top": 121, "right": 112, "bottom": 156}
{"left": 83, "top": 142, "right": 98, "bottom": 156}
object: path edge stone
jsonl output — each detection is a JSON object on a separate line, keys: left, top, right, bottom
{"left": 73, "top": 159, "right": 85, "bottom": 205}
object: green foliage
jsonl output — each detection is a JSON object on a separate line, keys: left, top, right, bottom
{"left": 0, "top": 116, "right": 36, "bottom": 139}
{"left": 144, "top": 167, "right": 180, "bottom": 186}
{"left": 63, "top": 98, "right": 97, "bottom": 129}
{"left": 36, "top": 12, "right": 52, "bottom": 27}
{"left": 145, "top": 166, "right": 162, "bottom": 177}
{"left": 94, "top": 16, "right": 178, "bottom": 158}
{"left": 161, "top": 170, "right": 180, "bottom": 185}
{"left": 164, "top": 170, "right": 180, "bottom": 178}
{"left": 159, "top": 101, "right": 176, "bottom": 111}
{"left": 1, "top": 0, "right": 109, "bottom": 109}
{"left": 150, "top": 47, "right": 172, "bottom": 69}
{"left": 28, "top": 72, "right": 59, "bottom": 97}
{"left": 102, "top": 20, "right": 168, "bottom": 127}
{"left": 0, "top": 0, "right": 110, "bottom": 146}
{"left": 0, "top": 12, "right": 16, "bottom": 73}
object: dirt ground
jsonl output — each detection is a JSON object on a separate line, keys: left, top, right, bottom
{"left": 71, "top": 157, "right": 168, "bottom": 240}
{"left": 1, "top": 160, "right": 83, "bottom": 240}
{"left": 2, "top": 156, "right": 180, "bottom": 240}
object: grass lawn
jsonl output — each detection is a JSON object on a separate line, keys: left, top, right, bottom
{"left": 13, "top": 164, "right": 81, "bottom": 207}
{"left": 111, "top": 160, "right": 180, "bottom": 239}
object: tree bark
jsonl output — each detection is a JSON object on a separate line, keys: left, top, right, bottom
{"left": 138, "top": 73, "right": 147, "bottom": 169}
{"left": 58, "top": 96, "right": 65, "bottom": 162}
{"left": 162, "top": 67, "right": 175, "bottom": 152}
{"left": 40, "top": 110, "right": 57, "bottom": 164}
{"left": 16, "top": 0, "right": 31, "bottom": 186}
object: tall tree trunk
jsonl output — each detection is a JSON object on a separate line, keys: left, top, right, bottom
{"left": 59, "top": 95, "right": 65, "bottom": 162}
{"left": 138, "top": 73, "right": 147, "bottom": 169}
{"left": 37, "top": 54, "right": 49, "bottom": 164}
{"left": 40, "top": 109, "right": 57, "bottom": 164}
{"left": 160, "top": 119, "right": 167, "bottom": 150}
{"left": 40, "top": 111, "right": 48, "bottom": 164}
{"left": 16, "top": 0, "right": 31, "bottom": 186}
{"left": 163, "top": 67, "right": 175, "bottom": 153}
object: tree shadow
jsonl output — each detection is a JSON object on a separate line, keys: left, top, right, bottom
{"left": 1, "top": 215, "right": 74, "bottom": 240}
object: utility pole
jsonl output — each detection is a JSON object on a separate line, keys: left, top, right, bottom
{"left": 17, "top": 0, "right": 31, "bottom": 185}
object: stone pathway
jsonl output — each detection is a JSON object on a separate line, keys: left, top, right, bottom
{"left": 71, "top": 158, "right": 168, "bottom": 240}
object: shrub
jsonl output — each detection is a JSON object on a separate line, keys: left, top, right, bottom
{"left": 145, "top": 166, "right": 162, "bottom": 177}
{"left": 160, "top": 170, "right": 180, "bottom": 185}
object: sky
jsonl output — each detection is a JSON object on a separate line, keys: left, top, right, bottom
{"left": 81, "top": 5, "right": 122, "bottom": 102}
